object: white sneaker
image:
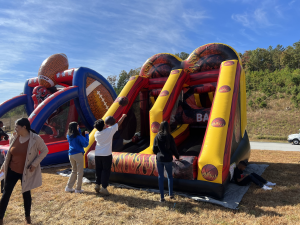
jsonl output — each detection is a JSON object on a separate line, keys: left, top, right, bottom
{"left": 65, "top": 187, "right": 75, "bottom": 192}
{"left": 265, "top": 181, "right": 276, "bottom": 186}
{"left": 75, "top": 189, "right": 84, "bottom": 193}
{"left": 99, "top": 187, "right": 109, "bottom": 196}
{"left": 262, "top": 185, "right": 272, "bottom": 190}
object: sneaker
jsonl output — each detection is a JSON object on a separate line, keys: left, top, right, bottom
{"left": 94, "top": 184, "right": 100, "bottom": 193}
{"left": 75, "top": 189, "right": 84, "bottom": 193}
{"left": 99, "top": 187, "right": 109, "bottom": 196}
{"left": 65, "top": 187, "right": 74, "bottom": 192}
{"left": 169, "top": 195, "right": 174, "bottom": 199}
{"left": 159, "top": 198, "right": 165, "bottom": 202}
{"left": 262, "top": 185, "right": 272, "bottom": 190}
{"left": 265, "top": 181, "right": 276, "bottom": 186}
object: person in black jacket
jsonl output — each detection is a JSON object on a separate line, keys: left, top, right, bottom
{"left": 0, "top": 122, "right": 9, "bottom": 141}
{"left": 233, "top": 161, "right": 276, "bottom": 190}
{"left": 153, "top": 121, "right": 179, "bottom": 202}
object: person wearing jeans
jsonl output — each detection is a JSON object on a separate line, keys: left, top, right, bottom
{"left": 153, "top": 121, "right": 180, "bottom": 202}
{"left": 234, "top": 161, "right": 276, "bottom": 190}
{"left": 65, "top": 122, "right": 89, "bottom": 193}
{"left": 93, "top": 114, "right": 127, "bottom": 195}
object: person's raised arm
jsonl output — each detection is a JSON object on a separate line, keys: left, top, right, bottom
{"left": 117, "top": 114, "right": 127, "bottom": 127}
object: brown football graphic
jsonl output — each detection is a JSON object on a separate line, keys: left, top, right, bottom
{"left": 223, "top": 61, "right": 235, "bottom": 66}
{"left": 201, "top": 164, "right": 218, "bottom": 181}
{"left": 218, "top": 85, "right": 231, "bottom": 93}
{"left": 38, "top": 53, "right": 69, "bottom": 88}
{"left": 151, "top": 122, "right": 160, "bottom": 133}
{"left": 86, "top": 77, "right": 114, "bottom": 119}
{"left": 211, "top": 118, "right": 226, "bottom": 127}
{"left": 159, "top": 90, "right": 169, "bottom": 97}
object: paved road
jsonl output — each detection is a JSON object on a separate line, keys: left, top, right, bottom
{"left": 251, "top": 142, "right": 300, "bottom": 152}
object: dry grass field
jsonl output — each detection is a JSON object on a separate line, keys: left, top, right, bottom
{"left": 2, "top": 150, "right": 300, "bottom": 225}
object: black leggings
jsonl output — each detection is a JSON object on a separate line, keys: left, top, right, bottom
{"left": 238, "top": 173, "right": 267, "bottom": 188}
{"left": 0, "top": 167, "right": 31, "bottom": 219}
{"left": 95, "top": 155, "right": 113, "bottom": 188}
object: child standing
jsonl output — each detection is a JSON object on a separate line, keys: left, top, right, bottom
{"left": 65, "top": 122, "right": 89, "bottom": 193}
{"left": 93, "top": 114, "right": 127, "bottom": 195}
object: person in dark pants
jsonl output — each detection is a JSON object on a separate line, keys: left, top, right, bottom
{"left": 153, "top": 121, "right": 180, "bottom": 202}
{"left": 0, "top": 118, "right": 48, "bottom": 225}
{"left": 234, "top": 161, "right": 276, "bottom": 190}
{"left": 0, "top": 121, "right": 9, "bottom": 141}
{"left": 93, "top": 114, "right": 127, "bottom": 195}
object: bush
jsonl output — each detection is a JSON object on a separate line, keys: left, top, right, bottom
{"left": 255, "top": 97, "right": 262, "bottom": 104}
{"left": 248, "top": 100, "right": 254, "bottom": 108}
{"left": 259, "top": 101, "right": 267, "bottom": 108}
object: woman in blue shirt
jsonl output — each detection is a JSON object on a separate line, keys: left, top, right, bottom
{"left": 65, "top": 122, "right": 89, "bottom": 193}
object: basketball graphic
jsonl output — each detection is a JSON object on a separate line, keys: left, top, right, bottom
{"left": 86, "top": 77, "right": 114, "bottom": 119}
{"left": 218, "top": 85, "right": 231, "bottom": 93}
{"left": 151, "top": 122, "right": 160, "bottom": 133}
{"left": 211, "top": 118, "right": 226, "bottom": 127}
{"left": 223, "top": 61, "right": 235, "bottom": 66}
{"left": 148, "top": 64, "right": 172, "bottom": 78}
{"left": 139, "top": 54, "right": 181, "bottom": 78}
{"left": 115, "top": 97, "right": 129, "bottom": 106}
{"left": 159, "top": 90, "right": 169, "bottom": 97}
{"left": 201, "top": 164, "right": 218, "bottom": 181}
{"left": 38, "top": 53, "right": 69, "bottom": 88}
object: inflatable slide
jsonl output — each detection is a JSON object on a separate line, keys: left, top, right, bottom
{"left": 84, "top": 43, "right": 251, "bottom": 199}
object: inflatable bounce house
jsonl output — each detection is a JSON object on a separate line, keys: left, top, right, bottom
{"left": 0, "top": 53, "right": 117, "bottom": 165}
{"left": 0, "top": 43, "right": 250, "bottom": 199}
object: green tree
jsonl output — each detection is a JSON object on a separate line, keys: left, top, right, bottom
{"left": 115, "top": 68, "right": 141, "bottom": 95}
{"left": 175, "top": 52, "right": 189, "bottom": 60}
{"left": 107, "top": 75, "right": 117, "bottom": 90}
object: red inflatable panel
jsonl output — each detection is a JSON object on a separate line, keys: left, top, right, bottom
{"left": 87, "top": 151, "right": 197, "bottom": 180}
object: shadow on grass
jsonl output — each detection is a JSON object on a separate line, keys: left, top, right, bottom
{"left": 44, "top": 162, "right": 300, "bottom": 217}
{"left": 240, "top": 162, "right": 300, "bottom": 209}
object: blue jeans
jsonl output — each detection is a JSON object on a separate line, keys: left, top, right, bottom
{"left": 156, "top": 161, "right": 173, "bottom": 199}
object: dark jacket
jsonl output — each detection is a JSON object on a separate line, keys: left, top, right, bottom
{"left": 0, "top": 128, "right": 8, "bottom": 141}
{"left": 233, "top": 167, "right": 243, "bottom": 183}
{"left": 153, "top": 133, "right": 179, "bottom": 162}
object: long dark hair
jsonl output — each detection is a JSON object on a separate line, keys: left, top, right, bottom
{"left": 158, "top": 121, "right": 171, "bottom": 149}
{"left": 16, "top": 118, "right": 36, "bottom": 134}
{"left": 67, "top": 122, "right": 80, "bottom": 138}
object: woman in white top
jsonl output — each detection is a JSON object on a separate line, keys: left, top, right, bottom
{"left": 93, "top": 114, "right": 126, "bottom": 195}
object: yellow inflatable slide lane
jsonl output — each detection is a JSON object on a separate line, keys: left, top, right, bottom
{"left": 197, "top": 59, "right": 243, "bottom": 184}
{"left": 140, "top": 69, "right": 189, "bottom": 154}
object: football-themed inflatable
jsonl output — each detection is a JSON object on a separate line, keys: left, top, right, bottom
{"left": 0, "top": 43, "right": 251, "bottom": 199}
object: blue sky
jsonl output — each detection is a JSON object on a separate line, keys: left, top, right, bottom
{"left": 0, "top": 0, "right": 299, "bottom": 103}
